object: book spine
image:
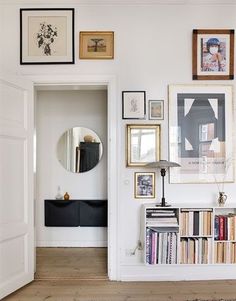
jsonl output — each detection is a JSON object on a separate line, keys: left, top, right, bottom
{"left": 214, "top": 215, "right": 219, "bottom": 240}
{"left": 146, "top": 228, "right": 151, "bottom": 264}
{"left": 193, "top": 211, "right": 199, "bottom": 236}
{"left": 219, "top": 216, "right": 224, "bottom": 240}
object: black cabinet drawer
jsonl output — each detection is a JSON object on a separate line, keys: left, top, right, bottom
{"left": 79, "top": 200, "right": 107, "bottom": 227}
{"left": 45, "top": 200, "right": 79, "bottom": 227}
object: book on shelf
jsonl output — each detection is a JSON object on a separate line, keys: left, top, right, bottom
{"left": 215, "top": 214, "right": 236, "bottom": 241}
{"left": 180, "top": 238, "right": 211, "bottom": 264}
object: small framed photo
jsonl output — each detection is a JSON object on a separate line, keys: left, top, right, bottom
{"left": 192, "top": 29, "right": 234, "bottom": 80}
{"left": 149, "top": 100, "right": 164, "bottom": 120}
{"left": 79, "top": 31, "right": 114, "bottom": 59}
{"left": 122, "top": 91, "right": 146, "bottom": 119}
{"left": 20, "top": 8, "right": 74, "bottom": 64}
{"left": 134, "top": 172, "right": 155, "bottom": 199}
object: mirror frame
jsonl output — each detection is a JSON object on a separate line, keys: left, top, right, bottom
{"left": 126, "top": 124, "right": 161, "bottom": 167}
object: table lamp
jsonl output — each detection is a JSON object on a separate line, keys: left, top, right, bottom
{"left": 146, "top": 160, "right": 180, "bottom": 207}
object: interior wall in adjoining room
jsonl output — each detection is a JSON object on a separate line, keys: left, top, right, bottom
{"left": 36, "top": 89, "right": 107, "bottom": 247}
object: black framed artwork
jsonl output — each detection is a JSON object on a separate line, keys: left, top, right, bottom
{"left": 122, "top": 91, "right": 146, "bottom": 119}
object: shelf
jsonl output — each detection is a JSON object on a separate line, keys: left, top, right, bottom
{"left": 181, "top": 235, "right": 212, "bottom": 238}
{"left": 214, "top": 240, "right": 236, "bottom": 242}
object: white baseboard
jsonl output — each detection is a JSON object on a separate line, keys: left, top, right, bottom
{"left": 120, "top": 264, "right": 236, "bottom": 281}
{"left": 36, "top": 240, "right": 107, "bottom": 247}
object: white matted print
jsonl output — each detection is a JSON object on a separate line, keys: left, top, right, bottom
{"left": 149, "top": 100, "right": 164, "bottom": 120}
{"left": 122, "top": 91, "right": 146, "bottom": 119}
{"left": 20, "top": 8, "right": 74, "bottom": 64}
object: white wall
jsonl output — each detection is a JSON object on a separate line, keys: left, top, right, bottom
{"left": 1, "top": 2, "right": 236, "bottom": 280}
{"left": 36, "top": 89, "right": 107, "bottom": 247}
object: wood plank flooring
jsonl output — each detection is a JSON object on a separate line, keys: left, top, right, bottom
{"left": 3, "top": 247, "right": 236, "bottom": 301}
{"left": 35, "top": 247, "right": 107, "bottom": 280}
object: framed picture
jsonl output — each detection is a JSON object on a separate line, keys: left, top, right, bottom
{"left": 122, "top": 91, "right": 146, "bottom": 119}
{"left": 79, "top": 31, "right": 114, "bottom": 59}
{"left": 149, "top": 100, "right": 164, "bottom": 120}
{"left": 192, "top": 29, "right": 234, "bottom": 80}
{"left": 127, "top": 124, "right": 161, "bottom": 167}
{"left": 134, "top": 172, "right": 155, "bottom": 199}
{"left": 20, "top": 8, "right": 74, "bottom": 64}
{"left": 169, "top": 85, "right": 234, "bottom": 184}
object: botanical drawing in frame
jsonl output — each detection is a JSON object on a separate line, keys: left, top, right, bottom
{"left": 168, "top": 85, "right": 234, "bottom": 184}
{"left": 79, "top": 31, "right": 114, "bottom": 59}
{"left": 149, "top": 100, "right": 164, "bottom": 120}
{"left": 127, "top": 124, "right": 161, "bottom": 167}
{"left": 20, "top": 8, "right": 74, "bottom": 64}
{"left": 122, "top": 91, "right": 146, "bottom": 119}
{"left": 192, "top": 29, "right": 234, "bottom": 80}
{"left": 134, "top": 172, "right": 155, "bottom": 199}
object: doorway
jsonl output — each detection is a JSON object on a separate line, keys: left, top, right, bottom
{"left": 32, "top": 77, "right": 116, "bottom": 280}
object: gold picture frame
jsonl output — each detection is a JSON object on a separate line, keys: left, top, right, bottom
{"left": 134, "top": 172, "right": 155, "bottom": 199}
{"left": 126, "top": 124, "right": 161, "bottom": 167}
{"left": 79, "top": 31, "right": 114, "bottom": 59}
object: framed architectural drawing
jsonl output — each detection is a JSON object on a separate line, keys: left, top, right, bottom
{"left": 192, "top": 29, "right": 234, "bottom": 80}
{"left": 134, "top": 172, "right": 155, "bottom": 199}
{"left": 79, "top": 31, "right": 114, "bottom": 59}
{"left": 122, "top": 91, "right": 146, "bottom": 119}
{"left": 169, "top": 85, "right": 234, "bottom": 184}
{"left": 127, "top": 124, "right": 161, "bottom": 167}
{"left": 20, "top": 8, "right": 74, "bottom": 64}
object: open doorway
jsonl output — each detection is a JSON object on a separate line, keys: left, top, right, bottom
{"left": 34, "top": 84, "right": 108, "bottom": 280}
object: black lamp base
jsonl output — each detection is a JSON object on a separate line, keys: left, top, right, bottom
{"left": 155, "top": 203, "right": 171, "bottom": 207}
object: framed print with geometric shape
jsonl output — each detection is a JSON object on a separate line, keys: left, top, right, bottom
{"left": 149, "top": 100, "right": 164, "bottom": 120}
{"left": 192, "top": 29, "right": 234, "bottom": 80}
{"left": 79, "top": 31, "right": 114, "bottom": 59}
{"left": 134, "top": 172, "right": 155, "bottom": 199}
{"left": 20, "top": 8, "right": 74, "bottom": 64}
{"left": 122, "top": 91, "right": 146, "bottom": 119}
{"left": 169, "top": 85, "right": 234, "bottom": 184}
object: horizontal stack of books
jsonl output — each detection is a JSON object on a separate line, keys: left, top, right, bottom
{"left": 180, "top": 238, "right": 211, "bottom": 264}
{"left": 215, "top": 242, "right": 236, "bottom": 264}
{"left": 181, "top": 209, "right": 212, "bottom": 236}
{"left": 215, "top": 214, "right": 236, "bottom": 241}
{"left": 145, "top": 209, "right": 179, "bottom": 264}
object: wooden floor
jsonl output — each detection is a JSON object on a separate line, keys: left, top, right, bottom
{"left": 3, "top": 247, "right": 236, "bottom": 301}
{"left": 35, "top": 247, "right": 108, "bottom": 280}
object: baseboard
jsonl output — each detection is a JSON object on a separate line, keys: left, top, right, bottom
{"left": 120, "top": 264, "right": 236, "bottom": 281}
{"left": 36, "top": 240, "right": 107, "bottom": 247}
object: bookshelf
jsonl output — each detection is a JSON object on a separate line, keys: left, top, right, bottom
{"left": 142, "top": 204, "right": 236, "bottom": 266}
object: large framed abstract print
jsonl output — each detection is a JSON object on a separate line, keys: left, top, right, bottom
{"left": 169, "top": 85, "right": 234, "bottom": 184}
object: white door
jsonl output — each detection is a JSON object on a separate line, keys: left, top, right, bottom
{"left": 0, "top": 75, "right": 34, "bottom": 299}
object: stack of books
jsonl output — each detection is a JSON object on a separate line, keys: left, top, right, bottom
{"left": 181, "top": 209, "right": 212, "bottom": 236}
{"left": 215, "top": 214, "right": 236, "bottom": 241}
{"left": 180, "top": 238, "right": 211, "bottom": 264}
{"left": 145, "top": 209, "right": 179, "bottom": 264}
{"left": 215, "top": 242, "right": 236, "bottom": 264}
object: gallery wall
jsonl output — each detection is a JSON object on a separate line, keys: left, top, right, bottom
{"left": 36, "top": 89, "right": 107, "bottom": 246}
{"left": 1, "top": 1, "right": 236, "bottom": 280}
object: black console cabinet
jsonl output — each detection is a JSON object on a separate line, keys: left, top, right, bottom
{"left": 45, "top": 199, "right": 107, "bottom": 227}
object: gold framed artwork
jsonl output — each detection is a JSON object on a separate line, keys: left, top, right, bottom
{"left": 134, "top": 172, "right": 155, "bottom": 199}
{"left": 20, "top": 8, "right": 74, "bottom": 64}
{"left": 79, "top": 31, "right": 114, "bottom": 59}
{"left": 126, "top": 124, "right": 161, "bottom": 167}
{"left": 192, "top": 29, "right": 234, "bottom": 80}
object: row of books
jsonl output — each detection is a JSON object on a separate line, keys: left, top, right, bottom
{"left": 146, "top": 209, "right": 178, "bottom": 228}
{"left": 180, "top": 209, "right": 212, "bottom": 236}
{"left": 180, "top": 238, "right": 211, "bottom": 264}
{"left": 215, "top": 242, "right": 236, "bottom": 264}
{"left": 146, "top": 228, "right": 178, "bottom": 264}
{"left": 214, "top": 214, "right": 236, "bottom": 241}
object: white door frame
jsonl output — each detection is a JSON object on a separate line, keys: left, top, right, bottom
{"left": 30, "top": 74, "right": 119, "bottom": 281}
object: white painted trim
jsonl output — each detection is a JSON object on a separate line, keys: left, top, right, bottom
{"left": 29, "top": 74, "right": 119, "bottom": 281}
{"left": 37, "top": 240, "right": 107, "bottom": 247}
{"left": 1, "top": 0, "right": 236, "bottom": 5}
{"left": 120, "top": 265, "right": 236, "bottom": 281}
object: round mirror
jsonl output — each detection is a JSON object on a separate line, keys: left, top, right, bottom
{"left": 57, "top": 127, "right": 103, "bottom": 173}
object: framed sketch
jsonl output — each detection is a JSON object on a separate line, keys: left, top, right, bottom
{"left": 20, "top": 8, "right": 74, "bottom": 64}
{"left": 134, "top": 172, "right": 155, "bottom": 199}
{"left": 168, "top": 85, "right": 234, "bottom": 184}
{"left": 192, "top": 29, "right": 234, "bottom": 80}
{"left": 122, "top": 91, "right": 146, "bottom": 119}
{"left": 127, "top": 124, "right": 161, "bottom": 167}
{"left": 149, "top": 100, "right": 164, "bottom": 120}
{"left": 79, "top": 31, "right": 114, "bottom": 59}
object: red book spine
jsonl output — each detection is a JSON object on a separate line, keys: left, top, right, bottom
{"left": 219, "top": 216, "right": 224, "bottom": 240}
